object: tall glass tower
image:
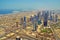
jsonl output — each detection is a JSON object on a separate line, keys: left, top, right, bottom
{"left": 23, "top": 22, "right": 26, "bottom": 29}
{"left": 55, "top": 14, "right": 58, "bottom": 22}
{"left": 33, "top": 23, "right": 37, "bottom": 31}
{"left": 43, "top": 11, "right": 48, "bottom": 26}
{"left": 24, "top": 16, "right": 26, "bottom": 22}
{"left": 23, "top": 16, "right": 26, "bottom": 29}
{"left": 49, "top": 11, "right": 53, "bottom": 21}
{"left": 30, "top": 15, "right": 34, "bottom": 24}
{"left": 52, "top": 12, "right": 55, "bottom": 22}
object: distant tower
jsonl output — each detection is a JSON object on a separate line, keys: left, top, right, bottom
{"left": 22, "top": 16, "right": 27, "bottom": 29}
{"left": 34, "top": 14, "right": 41, "bottom": 26}
{"left": 34, "top": 15, "right": 38, "bottom": 22}
{"left": 30, "top": 15, "right": 34, "bottom": 24}
{"left": 24, "top": 16, "right": 26, "bottom": 22}
{"left": 30, "top": 16, "right": 32, "bottom": 21}
{"left": 37, "top": 12, "right": 41, "bottom": 19}
{"left": 55, "top": 14, "right": 58, "bottom": 22}
{"left": 41, "top": 10, "right": 47, "bottom": 20}
{"left": 49, "top": 11, "right": 53, "bottom": 21}
{"left": 38, "top": 19, "right": 42, "bottom": 25}
{"left": 50, "top": 15, "right": 53, "bottom": 21}
{"left": 37, "top": 12, "right": 39, "bottom": 19}
{"left": 43, "top": 11, "right": 48, "bottom": 26}
{"left": 52, "top": 12, "right": 55, "bottom": 22}
{"left": 34, "top": 14, "right": 41, "bottom": 25}
{"left": 42, "top": 11, "right": 45, "bottom": 17}
{"left": 33, "top": 23, "right": 37, "bottom": 31}
{"left": 50, "top": 11, "right": 52, "bottom": 17}
{"left": 23, "top": 22, "right": 26, "bottom": 29}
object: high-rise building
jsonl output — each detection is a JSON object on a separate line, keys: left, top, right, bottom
{"left": 41, "top": 10, "right": 46, "bottom": 20}
{"left": 49, "top": 11, "right": 53, "bottom": 21}
{"left": 34, "top": 15, "right": 41, "bottom": 26}
{"left": 30, "top": 15, "right": 38, "bottom": 31}
{"left": 23, "top": 16, "right": 26, "bottom": 29}
{"left": 24, "top": 16, "right": 26, "bottom": 22}
{"left": 37, "top": 12, "right": 41, "bottom": 19}
{"left": 52, "top": 12, "right": 55, "bottom": 22}
{"left": 38, "top": 19, "right": 41, "bottom": 25}
{"left": 37, "top": 12, "right": 42, "bottom": 25}
{"left": 50, "top": 15, "right": 53, "bottom": 21}
{"left": 33, "top": 23, "right": 37, "bottom": 31}
{"left": 23, "top": 22, "right": 26, "bottom": 29}
{"left": 42, "top": 11, "right": 46, "bottom": 17}
{"left": 43, "top": 11, "right": 48, "bottom": 26}
{"left": 30, "top": 15, "right": 34, "bottom": 24}
{"left": 55, "top": 14, "right": 58, "bottom": 22}
{"left": 30, "top": 16, "right": 32, "bottom": 21}
{"left": 34, "top": 15, "right": 38, "bottom": 22}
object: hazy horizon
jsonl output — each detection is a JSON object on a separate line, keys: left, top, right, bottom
{"left": 0, "top": 0, "right": 60, "bottom": 10}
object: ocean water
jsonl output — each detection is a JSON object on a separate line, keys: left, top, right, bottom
{"left": 0, "top": 9, "right": 35, "bottom": 15}
{"left": 0, "top": 9, "right": 15, "bottom": 15}
{"left": 0, "top": 9, "right": 24, "bottom": 15}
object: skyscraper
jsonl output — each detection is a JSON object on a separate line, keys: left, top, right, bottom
{"left": 24, "top": 16, "right": 26, "bottom": 22}
{"left": 50, "top": 15, "right": 53, "bottom": 21}
{"left": 33, "top": 23, "right": 37, "bottom": 31}
{"left": 30, "top": 15, "right": 34, "bottom": 24}
{"left": 55, "top": 14, "right": 58, "bottom": 22}
{"left": 37, "top": 12, "right": 41, "bottom": 19}
{"left": 43, "top": 11, "right": 48, "bottom": 26}
{"left": 23, "top": 22, "right": 26, "bottom": 29}
{"left": 49, "top": 11, "right": 53, "bottom": 21}
{"left": 52, "top": 12, "right": 55, "bottom": 22}
{"left": 38, "top": 19, "right": 41, "bottom": 25}
{"left": 41, "top": 10, "right": 46, "bottom": 20}
{"left": 34, "top": 15, "right": 41, "bottom": 26}
{"left": 23, "top": 16, "right": 26, "bottom": 29}
{"left": 30, "top": 16, "right": 32, "bottom": 21}
{"left": 30, "top": 15, "right": 38, "bottom": 31}
{"left": 34, "top": 15, "right": 38, "bottom": 22}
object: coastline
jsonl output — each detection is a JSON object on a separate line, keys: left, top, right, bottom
{"left": 0, "top": 10, "right": 36, "bottom": 17}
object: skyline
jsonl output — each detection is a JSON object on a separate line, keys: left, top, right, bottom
{"left": 0, "top": 0, "right": 60, "bottom": 10}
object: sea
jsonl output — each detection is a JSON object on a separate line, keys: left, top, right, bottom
{"left": 0, "top": 9, "right": 34, "bottom": 15}
{"left": 0, "top": 9, "right": 20, "bottom": 15}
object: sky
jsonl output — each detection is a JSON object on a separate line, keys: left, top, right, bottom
{"left": 0, "top": 0, "right": 60, "bottom": 10}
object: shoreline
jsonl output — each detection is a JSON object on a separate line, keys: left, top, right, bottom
{"left": 0, "top": 11, "right": 36, "bottom": 17}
